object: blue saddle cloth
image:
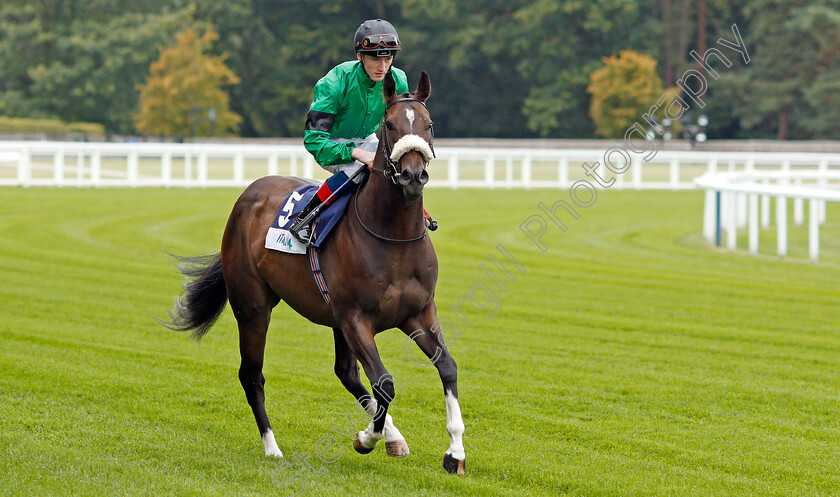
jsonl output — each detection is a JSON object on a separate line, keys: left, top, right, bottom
{"left": 271, "top": 182, "right": 358, "bottom": 250}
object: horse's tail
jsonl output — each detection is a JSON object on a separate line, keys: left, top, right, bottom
{"left": 160, "top": 252, "right": 228, "bottom": 341}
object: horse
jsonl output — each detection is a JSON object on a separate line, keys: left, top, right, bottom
{"left": 162, "top": 70, "right": 465, "bottom": 474}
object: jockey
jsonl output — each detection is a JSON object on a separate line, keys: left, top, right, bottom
{"left": 290, "top": 19, "right": 435, "bottom": 244}
{"left": 289, "top": 19, "right": 408, "bottom": 244}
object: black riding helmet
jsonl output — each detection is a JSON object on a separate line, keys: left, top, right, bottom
{"left": 354, "top": 19, "right": 401, "bottom": 57}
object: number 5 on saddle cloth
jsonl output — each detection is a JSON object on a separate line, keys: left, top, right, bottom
{"left": 265, "top": 169, "right": 363, "bottom": 254}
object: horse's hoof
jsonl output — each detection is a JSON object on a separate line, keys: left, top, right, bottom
{"left": 442, "top": 453, "right": 465, "bottom": 474}
{"left": 385, "top": 439, "right": 410, "bottom": 457}
{"left": 353, "top": 436, "right": 375, "bottom": 454}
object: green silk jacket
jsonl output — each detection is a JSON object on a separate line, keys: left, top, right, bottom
{"left": 304, "top": 61, "right": 409, "bottom": 166}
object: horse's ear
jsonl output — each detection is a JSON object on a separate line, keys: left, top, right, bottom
{"left": 383, "top": 69, "right": 397, "bottom": 103}
{"left": 415, "top": 71, "right": 431, "bottom": 102}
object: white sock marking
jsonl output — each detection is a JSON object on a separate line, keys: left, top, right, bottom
{"left": 262, "top": 429, "right": 283, "bottom": 457}
{"left": 444, "top": 390, "right": 465, "bottom": 460}
{"left": 361, "top": 399, "right": 404, "bottom": 444}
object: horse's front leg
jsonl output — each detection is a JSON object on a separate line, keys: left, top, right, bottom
{"left": 332, "top": 327, "right": 409, "bottom": 457}
{"left": 338, "top": 316, "right": 398, "bottom": 455}
{"left": 401, "top": 302, "right": 466, "bottom": 474}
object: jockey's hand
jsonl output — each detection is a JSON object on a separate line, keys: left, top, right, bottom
{"left": 351, "top": 148, "right": 376, "bottom": 167}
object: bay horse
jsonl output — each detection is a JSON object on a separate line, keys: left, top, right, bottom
{"left": 162, "top": 71, "right": 465, "bottom": 474}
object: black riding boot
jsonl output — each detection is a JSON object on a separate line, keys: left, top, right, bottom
{"left": 288, "top": 196, "right": 323, "bottom": 245}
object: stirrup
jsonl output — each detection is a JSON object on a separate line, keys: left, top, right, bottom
{"left": 289, "top": 217, "right": 314, "bottom": 245}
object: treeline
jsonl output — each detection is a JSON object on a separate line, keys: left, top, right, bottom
{"left": 1, "top": 0, "right": 838, "bottom": 140}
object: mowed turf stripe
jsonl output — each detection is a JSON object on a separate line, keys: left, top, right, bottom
{"left": 1, "top": 187, "right": 839, "bottom": 496}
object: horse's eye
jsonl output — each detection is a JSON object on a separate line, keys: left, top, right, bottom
{"left": 384, "top": 121, "right": 394, "bottom": 130}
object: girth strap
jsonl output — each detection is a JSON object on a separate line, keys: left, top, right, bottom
{"left": 308, "top": 247, "right": 332, "bottom": 307}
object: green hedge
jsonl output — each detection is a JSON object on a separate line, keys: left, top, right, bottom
{"left": 0, "top": 116, "right": 105, "bottom": 135}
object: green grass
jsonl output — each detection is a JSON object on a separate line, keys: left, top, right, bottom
{"left": 1, "top": 186, "right": 839, "bottom": 496}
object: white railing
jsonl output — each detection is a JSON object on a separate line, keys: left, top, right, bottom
{"left": 4, "top": 141, "right": 840, "bottom": 259}
{"left": 4, "top": 140, "right": 835, "bottom": 190}
{"left": 1, "top": 141, "right": 839, "bottom": 193}
{"left": 695, "top": 168, "right": 840, "bottom": 261}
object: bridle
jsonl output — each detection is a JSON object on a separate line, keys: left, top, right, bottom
{"left": 372, "top": 97, "right": 436, "bottom": 185}
{"left": 357, "top": 96, "right": 434, "bottom": 243}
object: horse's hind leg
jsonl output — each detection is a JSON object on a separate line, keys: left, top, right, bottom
{"left": 229, "top": 278, "right": 281, "bottom": 457}
{"left": 332, "top": 328, "right": 409, "bottom": 457}
{"left": 401, "top": 305, "right": 466, "bottom": 474}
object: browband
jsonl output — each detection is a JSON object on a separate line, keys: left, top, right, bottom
{"left": 386, "top": 97, "right": 427, "bottom": 110}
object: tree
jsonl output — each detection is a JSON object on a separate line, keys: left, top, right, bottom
{"left": 587, "top": 50, "right": 666, "bottom": 138}
{"left": 506, "top": 0, "right": 660, "bottom": 137}
{"left": 716, "top": 0, "right": 840, "bottom": 139}
{"left": 0, "top": 1, "right": 193, "bottom": 133}
{"left": 134, "top": 28, "right": 241, "bottom": 137}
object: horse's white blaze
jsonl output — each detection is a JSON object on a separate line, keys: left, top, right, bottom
{"left": 406, "top": 108, "right": 415, "bottom": 131}
{"left": 389, "top": 134, "right": 433, "bottom": 162}
{"left": 444, "top": 390, "right": 465, "bottom": 460}
{"left": 262, "top": 429, "right": 283, "bottom": 457}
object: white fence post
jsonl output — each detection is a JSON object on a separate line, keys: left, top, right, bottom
{"left": 669, "top": 158, "right": 679, "bottom": 190}
{"left": 777, "top": 196, "right": 787, "bottom": 258}
{"left": 760, "top": 178, "right": 770, "bottom": 228}
{"left": 126, "top": 149, "right": 137, "bottom": 186}
{"left": 19, "top": 147, "right": 31, "bottom": 186}
{"left": 198, "top": 152, "right": 208, "bottom": 187}
{"left": 76, "top": 149, "right": 84, "bottom": 183}
{"left": 737, "top": 191, "right": 748, "bottom": 228}
{"left": 162, "top": 151, "right": 172, "bottom": 186}
{"left": 727, "top": 192, "right": 738, "bottom": 251}
{"left": 793, "top": 178, "right": 804, "bottom": 226}
{"left": 53, "top": 150, "right": 64, "bottom": 185}
{"left": 522, "top": 156, "right": 532, "bottom": 189}
{"left": 703, "top": 189, "right": 715, "bottom": 243}
{"left": 184, "top": 152, "right": 193, "bottom": 184}
{"left": 559, "top": 157, "right": 569, "bottom": 187}
{"left": 234, "top": 151, "right": 245, "bottom": 184}
{"left": 809, "top": 199, "right": 819, "bottom": 262}
{"left": 818, "top": 159, "right": 828, "bottom": 224}
{"left": 484, "top": 156, "right": 495, "bottom": 188}
{"left": 632, "top": 155, "right": 642, "bottom": 189}
{"left": 748, "top": 193, "right": 759, "bottom": 255}
{"left": 92, "top": 149, "right": 103, "bottom": 186}
{"left": 448, "top": 155, "right": 459, "bottom": 189}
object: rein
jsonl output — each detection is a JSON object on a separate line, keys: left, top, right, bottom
{"left": 353, "top": 188, "right": 428, "bottom": 243}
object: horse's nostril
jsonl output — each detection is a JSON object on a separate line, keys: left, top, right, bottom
{"left": 419, "top": 169, "right": 429, "bottom": 185}
{"left": 399, "top": 170, "right": 413, "bottom": 186}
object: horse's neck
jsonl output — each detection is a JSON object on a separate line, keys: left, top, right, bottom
{"left": 357, "top": 167, "right": 424, "bottom": 239}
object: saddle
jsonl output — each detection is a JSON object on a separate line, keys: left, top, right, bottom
{"left": 265, "top": 183, "right": 358, "bottom": 254}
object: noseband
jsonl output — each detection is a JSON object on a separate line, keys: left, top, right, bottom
{"left": 375, "top": 97, "right": 436, "bottom": 185}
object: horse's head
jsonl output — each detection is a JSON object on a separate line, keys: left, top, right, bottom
{"left": 379, "top": 70, "right": 434, "bottom": 201}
